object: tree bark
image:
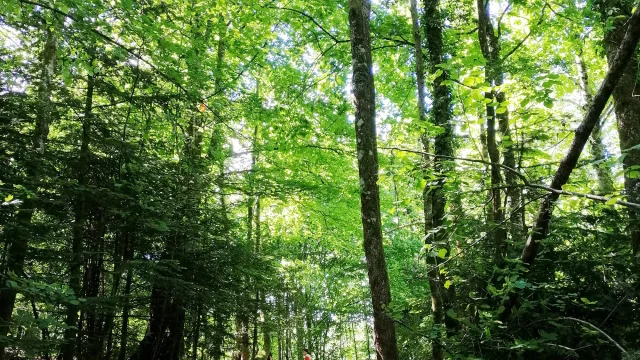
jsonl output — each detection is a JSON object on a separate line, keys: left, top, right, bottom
{"left": 476, "top": 0, "right": 509, "bottom": 263}
{"left": 421, "top": 0, "right": 456, "bottom": 357}
{"left": 347, "top": 1, "right": 399, "bottom": 359}
{"left": 61, "top": 64, "right": 95, "bottom": 360}
{"left": 211, "top": 314, "right": 228, "bottom": 360}
{"left": 600, "top": 0, "right": 640, "bottom": 260}
{"left": 117, "top": 238, "right": 134, "bottom": 360}
{"left": 85, "top": 211, "right": 106, "bottom": 360}
{"left": 104, "top": 231, "right": 128, "bottom": 360}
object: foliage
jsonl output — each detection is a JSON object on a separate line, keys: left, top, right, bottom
{"left": 0, "top": 0, "right": 638, "bottom": 359}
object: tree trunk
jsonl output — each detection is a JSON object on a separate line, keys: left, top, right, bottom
{"left": 61, "top": 64, "right": 95, "bottom": 360}
{"left": 211, "top": 314, "right": 228, "bottom": 360}
{"left": 192, "top": 307, "right": 201, "bottom": 360}
{"left": 0, "top": 28, "right": 56, "bottom": 359}
{"left": 235, "top": 314, "right": 250, "bottom": 360}
{"left": 263, "top": 321, "right": 271, "bottom": 358}
{"left": 351, "top": 323, "right": 359, "bottom": 360}
{"left": 600, "top": 0, "right": 640, "bottom": 260}
{"left": 295, "top": 298, "right": 303, "bottom": 360}
{"left": 347, "top": 1, "right": 399, "bottom": 359}
{"left": 117, "top": 239, "right": 134, "bottom": 360}
{"left": 421, "top": 0, "right": 456, "bottom": 357}
{"left": 104, "top": 231, "right": 128, "bottom": 360}
{"left": 476, "top": 0, "right": 514, "bottom": 263}
{"left": 85, "top": 211, "right": 106, "bottom": 360}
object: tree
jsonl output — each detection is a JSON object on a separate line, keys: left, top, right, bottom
{"left": 420, "top": 0, "right": 456, "bottom": 358}
{"left": 348, "top": 0, "right": 399, "bottom": 358}
{"left": 520, "top": 0, "right": 640, "bottom": 266}
{"left": 0, "top": 24, "right": 57, "bottom": 360}
{"left": 2, "top": 0, "right": 640, "bottom": 359}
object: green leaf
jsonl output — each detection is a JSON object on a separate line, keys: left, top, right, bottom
{"left": 580, "top": 297, "right": 597, "bottom": 305}
{"left": 542, "top": 80, "right": 554, "bottom": 89}
{"left": 444, "top": 280, "right": 452, "bottom": 289}
{"left": 514, "top": 280, "right": 528, "bottom": 289}
{"left": 487, "top": 284, "right": 498, "bottom": 295}
{"left": 437, "top": 248, "right": 448, "bottom": 259}
{"left": 543, "top": 99, "right": 554, "bottom": 109}
{"left": 539, "top": 330, "right": 558, "bottom": 341}
{"left": 446, "top": 309, "right": 457, "bottom": 318}
{"left": 605, "top": 197, "right": 619, "bottom": 206}
{"left": 4, "top": 194, "right": 13, "bottom": 202}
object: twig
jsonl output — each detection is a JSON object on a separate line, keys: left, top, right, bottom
{"left": 266, "top": 5, "right": 349, "bottom": 44}
{"left": 501, "top": 3, "right": 548, "bottom": 62}
{"left": 379, "top": 35, "right": 414, "bottom": 47}
{"left": 422, "top": 193, "right": 547, "bottom": 273}
{"left": 600, "top": 294, "right": 628, "bottom": 326}
{"left": 497, "top": 1, "right": 513, "bottom": 38}
{"left": 381, "top": 147, "right": 640, "bottom": 211}
{"left": 559, "top": 317, "right": 626, "bottom": 353}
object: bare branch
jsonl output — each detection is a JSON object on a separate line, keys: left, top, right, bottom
{"left": 381, "top": 146, "right": 640, "bottom": 211}
{"left": 501, "top": 3, "right": 548, "bottom": 62}
{"left": 559, "top": 317, "right": 626, "bottom": 354}
{"left": 267, "top": 5, "right": 349, "bottom": 44}
{"left": 497, "top": 1, "right": 513, "bottom": 38}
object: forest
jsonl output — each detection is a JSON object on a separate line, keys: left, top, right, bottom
{"left": 1, "top": 0, "right": 640, "bottom": 359}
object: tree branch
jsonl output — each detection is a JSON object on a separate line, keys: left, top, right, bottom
{"left": 520, "top": 3, "right": 640, "bottom": 265}
{"left": 497, "top": 1, "right": 513, "bottom": 38}
{"left": 559, "top": 317, "right": 626, "bottom": 354}
{"left": 501, "top": 3, "right": 548, "bottom": 62}
{"left": 381, "top": 146, "right": 640, "bottom": 211}
{"left": 267, "top": 5, "right": 349, "bottom": 44}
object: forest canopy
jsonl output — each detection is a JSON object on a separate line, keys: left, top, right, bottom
{"left": 0, "top": 0, "right": 639, "bottom": 359}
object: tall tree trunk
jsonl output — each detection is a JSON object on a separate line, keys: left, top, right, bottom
{"left": 61, "top": 64, "right": 95, "bottom": 360}
{"left": 476, "top": 0, "right": 515, "bottom": 263}
{"left": 600, "top": 0, "right": 640, "bottom": 260}
{"left": 0, "top": 28, "right": 57, "bottom": 359}
{"left": 421, "top": 0, "right": 456, "bottom": 358}
{"left": 411, "top": 0, "right": 433, "bottom": 234}
{"left": 251, "top": 301, "right": 259, "bottom": 360}
{"left": 211, "top": 314, "right": 228, "bottom": 360}
{"left": 263, "top": 318, "right": 271, "bottom": 358}
{"left": 86, "top": 211, "right": 106, "bottom": 360}
{"left": 192, "top": 307, "right": 201, "bottom": 360}
{"left": 209, "top": 22, "right": 231, "bottom": 360}
{"left": 30, "top": 297, "right": 50, "bottom": 360}
{"left": 104, "top": 231, "right": 128, "bottom": 360}
{"left": 577, "top": 49, "right": 615, "bottom": 195}
{"left": 347, "top": 1, "right": 399, "bottom": 359}
{"left": 236, "top": 125, "right": 259, "bottom": 360}
{"left": 295, "top": 298, "right": 303, "bottom": 360}
{"left": 117, "top": 238, "right": 134, "bottom": 360}
{"left": 479, "top": 122, "right": 494, "bottom": 225}
{"left": 351, "top": 323, "right": 359, "bottom": 360}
